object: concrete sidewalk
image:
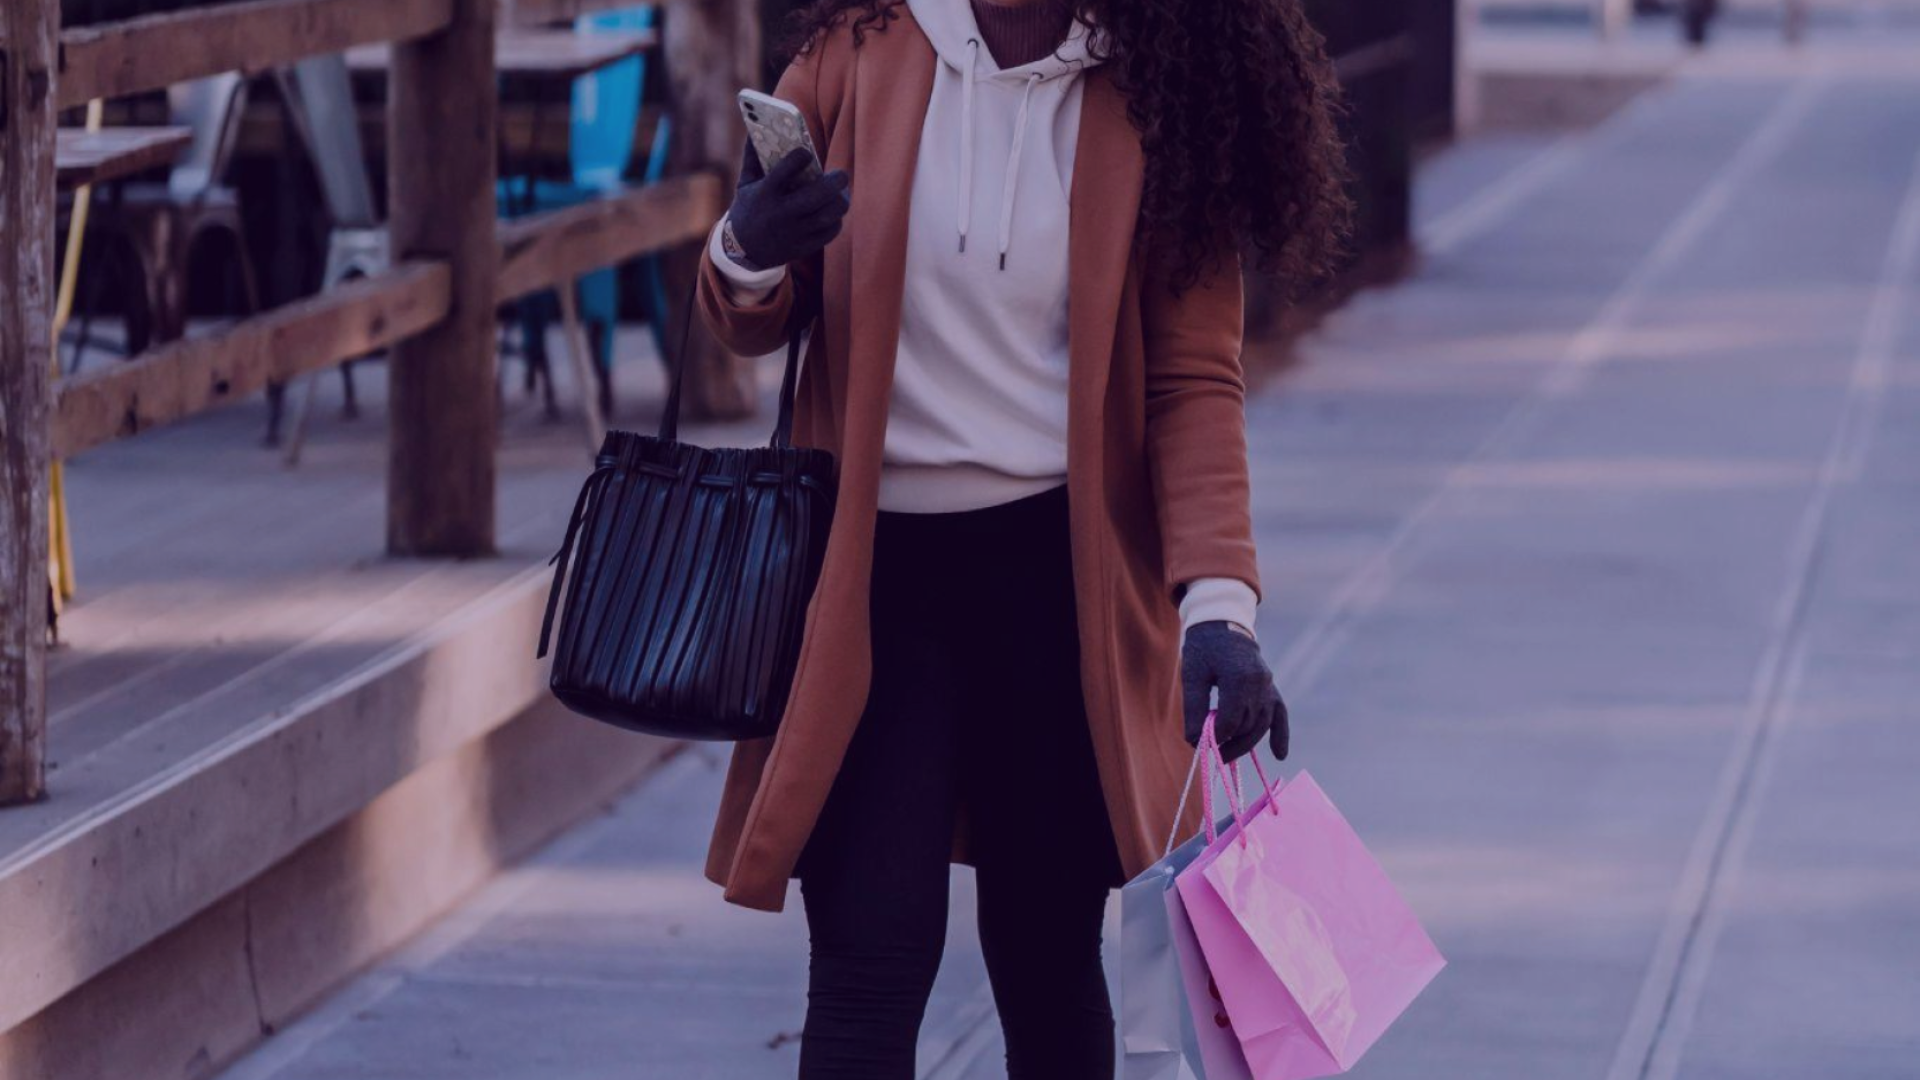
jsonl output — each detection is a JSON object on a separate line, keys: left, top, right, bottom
{"left": 214, "top": 45, "right": 1920, "bottom": 1080}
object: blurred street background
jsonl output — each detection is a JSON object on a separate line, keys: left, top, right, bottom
{"left": 219, "top": 15, "right": 1920, "bottom": 1080}
{"left": 3, "top": 0, "right": 1919, "bottom": 1078}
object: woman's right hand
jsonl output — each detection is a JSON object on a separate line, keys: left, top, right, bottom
{"left": 725, "top": 144, "right": 851, "bottom": 271}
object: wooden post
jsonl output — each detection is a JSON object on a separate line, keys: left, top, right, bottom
{"left": 1455, "top": 0, "right": 1479, "bottom": 136}
{"left": 1597, "top": 0, "right": 1630, "bottom": 38}
{"left": 661, "top": 0, "right": 761, "bottom": 421}
{"left": 386, "top": 0, "right": 500, "bottom": 556}
{"left": 0, "top": 0, "right": 56, "bottom": 805}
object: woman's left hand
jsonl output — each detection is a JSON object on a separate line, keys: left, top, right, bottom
{"left": 1181, "top": 621, "right": 1290, "bottom": 762}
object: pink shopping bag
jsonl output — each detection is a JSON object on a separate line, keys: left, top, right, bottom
{"left": 1175, "top": 722, "right": 1444, "bottom": 1080}
{"left": 1123, "top": 722, "right": 1263, "bottom": 1080}
{"left": 1165, "top": 859, "right": 1255, "bottom": 1080}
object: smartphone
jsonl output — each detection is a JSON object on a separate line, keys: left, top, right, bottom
{"left": 738, "top": 89, "right": 822, "bottom": 182}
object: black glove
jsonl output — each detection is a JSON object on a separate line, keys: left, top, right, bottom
{"left": 726, "top": 142, "right": 850, "bottom": 271}
{"left": 1182, "top": 621, "right": 1290, "bottom": 763}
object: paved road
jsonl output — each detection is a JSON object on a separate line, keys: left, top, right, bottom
{"left": 214, "top": 42, "right": 1920, "bottom": 1080}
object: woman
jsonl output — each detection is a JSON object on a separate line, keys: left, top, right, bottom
{"left": 695, "top": 0, "right": 1349, "bottom": 1074}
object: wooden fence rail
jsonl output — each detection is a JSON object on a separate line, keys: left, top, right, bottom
{"left": 52, "top": 261, "right": 453, "bottom": 457}
{"left": 497, "top": 173, "right": 720, "bottom": 302}
{"left": 58, "top": 0, "right": 455, "bottom": 109}
{"left": 50, "top": 178, "right": 724, "bottom": 457}
{"left": 0, "top": 0, "right": 753, "bottom": 805}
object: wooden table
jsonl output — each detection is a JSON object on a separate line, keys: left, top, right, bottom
{"left": 346, "top": 27, "right": 656, "bottom": 81}
{"left": 55, "top": 127, "right": 192, "bottom": 189}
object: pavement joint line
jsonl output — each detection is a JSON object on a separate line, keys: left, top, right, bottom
{"left": 1419, "top": 82, "right": 1669, "bottom": 257}
{"left": 1271, "top": 74, "right": 1824, "bottom": 697}
{"left": 213, "top": 972, "right": 410, "bottom": 1080}
{"left": 1537, "top": 73, "right": 1824, "bottom": 400}
{"left": 213, "top": 746, "right": 712, "bottom": 1080}
{"left": 1419, "top": 131, "right": 1585, "bottom": 257}
{"left": 1611, "top": 146, "right": 1920, "bottom": 1080}
{"left": 1833, "top": 149, "right": 1920, "bottom": 479}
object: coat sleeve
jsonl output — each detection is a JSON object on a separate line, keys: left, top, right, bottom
{"left": 1141, "top": 250, "right": 1263, "bottom": 603}
{"left": 695, "top": 52, "right": 828, "bottom": 357}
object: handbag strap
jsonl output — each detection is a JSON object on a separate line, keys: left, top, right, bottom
{"left": 658, "top": 268, "right": 814, "bottom": 449}
{"left": 539, "top": 270, "right": 815, "bottom": 659}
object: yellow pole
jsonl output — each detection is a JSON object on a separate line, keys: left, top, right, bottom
{"left": 48, "top": 100, "right": 106, "bottom": 610}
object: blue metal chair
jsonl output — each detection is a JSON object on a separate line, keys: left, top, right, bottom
{"left": 499, "top": 4, "right": 672, "bottom": 423}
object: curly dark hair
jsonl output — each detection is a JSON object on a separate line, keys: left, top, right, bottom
{"left": 779, "top": 0, "right": 1352, "bottom": 292}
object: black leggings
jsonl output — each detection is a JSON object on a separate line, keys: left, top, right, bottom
{"left": 796, "top": 485, "right": 1124, "bottom": 1080}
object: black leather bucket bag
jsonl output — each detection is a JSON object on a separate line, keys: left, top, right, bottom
{"left": 538, "top": 307, "right": 834, "bottom": 741}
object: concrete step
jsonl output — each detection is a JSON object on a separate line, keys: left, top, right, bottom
{"left": 0, "top": 335, "right": 778, "bottom": 1080}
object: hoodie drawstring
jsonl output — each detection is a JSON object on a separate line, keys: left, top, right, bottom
{"left": 957, "top": 44, "right": 1041, "bottom": 270}
{"left": 957, "top": 38, "right": 980, "bottom": 254}
{"left": 997, "top": 73, "right": 1041, "bottom": 271}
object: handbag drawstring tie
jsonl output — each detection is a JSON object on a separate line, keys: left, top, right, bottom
{"left": 538, "top": 463, "right": 616, "bottom": 659}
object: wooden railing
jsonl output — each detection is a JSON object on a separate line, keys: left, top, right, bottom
{"left": 56, "top": 0, "right": 458, "bottom": 107}
{"left": 0, "top": 0, "right": 747, "bottom": 805}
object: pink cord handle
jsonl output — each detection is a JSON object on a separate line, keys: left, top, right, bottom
{"left": 1247, "top": 749, "right": 1281, "bottom": 817}
{"left": 1199, "top": 714, "right": 1247, "bottom": 845}
{"left": 1167, "top": 712, "right": 1286, "bottom": 853}
{"left": 1198, "top": 719, "right": 1220, "bottom": 844}
{"left": 1202, "top": 714, "right": 1287, "bottom": 848}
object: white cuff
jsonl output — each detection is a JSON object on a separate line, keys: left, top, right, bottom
{"left": 707, "top": 216, "right": 787, "bottom": 303}
{"left": 1178, "top": 578, "right": 1259, "bottom": 636}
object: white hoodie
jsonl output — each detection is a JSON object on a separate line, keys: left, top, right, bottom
{"left": 709, "top": 0, "right": 1256, "bottom": 632}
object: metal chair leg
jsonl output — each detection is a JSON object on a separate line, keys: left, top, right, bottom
{"left": 283, "top": 372, "right": 321, "bottom": 465}
{"left": 340, "top": 359, "right": 359, "bottom": 420}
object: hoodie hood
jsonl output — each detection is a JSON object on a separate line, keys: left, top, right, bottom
{"left": 906, "top": 0, "right": 1102, "bottom": 82}
{"left": 903, "top": 0, "right": 1103, "bottom": 265}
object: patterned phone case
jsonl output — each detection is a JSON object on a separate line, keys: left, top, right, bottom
{"left": 738, "top": 92, "right": 822, "bottom": 182}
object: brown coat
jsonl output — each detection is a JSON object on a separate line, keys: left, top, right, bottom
{"left": 697, "top": 9, "right": 1259, "bottom": 912}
